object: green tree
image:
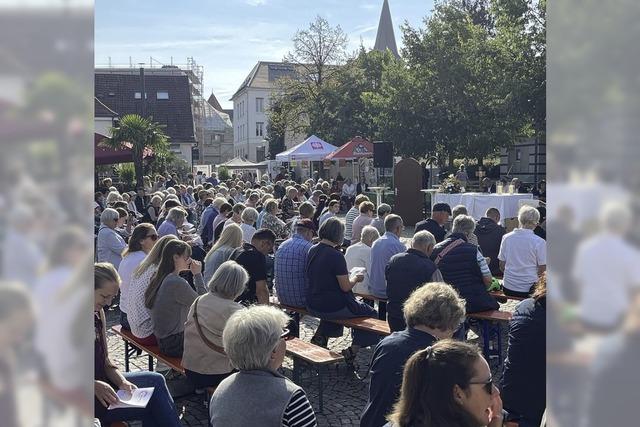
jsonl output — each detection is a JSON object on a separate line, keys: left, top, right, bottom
{"left": 102, "top": 114, "right": 170, "bottom": 188}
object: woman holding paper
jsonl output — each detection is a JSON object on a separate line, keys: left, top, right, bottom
{"left": 94, "top": 262, "right": 183, "bottom": 427}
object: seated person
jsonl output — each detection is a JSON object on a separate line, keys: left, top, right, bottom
{"left": 501, "top": 274, "right": 546, "bottom": 427}
{"left": 230, "top": 228, "right": 276, "bottom": 305}
{"left": 474, "top": 208, "right": 506, "bottom": 276}
{"left": 280, "top": 186, "right": 297, "bottom": 221}
{"left": 368, "top": 215, "right": 407, "bottom": 298}
{"left": 415, "top": 203, "right": 451, "bottom": 243}
{"left": 430, "top": 215, "right": 499, "bottom": 313}
{"left": 351, "top": 201, "right": 376, "bottom": 245}
{"left": 370, "top": 203, "right": 392, "bottom": 236}
{"left": 209, "top": 306, "right": 317, "bottom": 426}
{"left": 274, "top": 219, "right": 317, "bottom": 308}
{"left": 361, "top": 283, "right": 466, "bottom": 427}
{"left": 146, "top": 240, "right": 206, "bottom": 357}
{"left": 261, "top": 198, "right": 290, "bottom": 240}
{"left": 385, "top": 230, "right": 443, "bottom": 332}
{"left": 306, "top": 217, "right": 378, "bottom": 367}
{"left": 387, "top": 340, "right": 503, "bottom": 427}
{"left": 498, "top": 206, "right": 546, "bottom": 298}
{"left": 450, "top": 205, "right": 478, "bottom": 245}
{"left": 345, "top": 226, "right": 380, "bottom": 295}
{"left": 94, "top": 263, "right": 182, "bottom": 427}
{"left": 318, "top": 199, "right": 340, "bottom": 227}
{"left": 183, "top": 261, "right": 248, "bottom": 389}
{"left": 203, "top": 224, "right": 243, "bottom": 284}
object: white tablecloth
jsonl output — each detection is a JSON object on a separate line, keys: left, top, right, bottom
{"left": 433, "top": 192, "right": 534, "bottom": 223}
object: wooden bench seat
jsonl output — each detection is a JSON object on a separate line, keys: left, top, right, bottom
{"left": 111, "top": 325, "right": 184, "bottom": 374}
{"left": 489, "top": 290, "right": 526, "bottom": 301}
{"left": 272, "top": 300, "right": 391, "bottom": 336}
{"left": 111, "top": 324, "right": 340, "bottom": 413}
{"left": 467, "top": 310, "right": 513, "bottom": 366}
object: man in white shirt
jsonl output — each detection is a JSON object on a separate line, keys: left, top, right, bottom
{"left": 498, "top": 206, "right": 546, "bottom": 297}
{"left": 345, "top": 226, "right": 381, "bottom": 294}
{"left": 573, "top": 202, "right": 640, "bottom": 331}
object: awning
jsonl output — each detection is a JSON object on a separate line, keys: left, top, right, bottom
{"left": 95, "top": 133, "right": 153, "bottom": 165}
{"left": 275, "top": 135, "right": 338, "bottom": 162}
{"left": 218, "top": 157, "right": 267, "bottom": 169}
{"left": 324, "top": 136, "right": 373, "bottom": 161}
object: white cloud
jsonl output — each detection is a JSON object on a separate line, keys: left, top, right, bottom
{"left": 246, "top": 0, "right": 266, "bottom": 5}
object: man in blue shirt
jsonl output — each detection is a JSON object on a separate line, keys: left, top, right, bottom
{"left": 274, "top": 219, "right": 317, "bottom": 308}
{"left": 368, "top": 214, "right": 407, "bottom": 298}
{"left": 361, "top": 283, "right": 466, "bottom": 427}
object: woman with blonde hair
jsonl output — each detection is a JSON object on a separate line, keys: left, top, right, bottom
{"left": 125, "top": 235, "right": 176, "bottom": 345}
{"left": 203, "top": 223, "right": 243, "bottom": 284}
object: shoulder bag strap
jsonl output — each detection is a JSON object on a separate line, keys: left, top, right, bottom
{"left": 434, "top": 239, "right": 465, "bottom": 266}
{"left": 193, "top": 296, "right": 227, "bottom": 355}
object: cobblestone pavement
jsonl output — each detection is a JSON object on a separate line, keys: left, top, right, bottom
{"left": 105, "top": 296, "right": 515, "bottom": 427}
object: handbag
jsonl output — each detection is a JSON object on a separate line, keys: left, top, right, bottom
{"left": 192, "top": 296, "right": 227, "bottom": 355}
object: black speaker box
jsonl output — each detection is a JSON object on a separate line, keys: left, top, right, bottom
{"left": 373, "top": 141, "right": 393, "bottom": 168}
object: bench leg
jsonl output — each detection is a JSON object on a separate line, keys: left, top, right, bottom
{"left": 496, "top": 323, "right": 503, "bottom": 366}
{"left": 377, "top": 301, "right": 387, "bottom": 321}
{"left": 148, "top": 355, "right": 154, "bottom": 371}
{"left": 481, "top": 320, "right": 490, "bottom": 359}
{"left": 317, "top": 366, "right": 324, "bottom": 414}
{"left": 124, "top": 340, "right": 130, "bottom": 372}
{"left": 292, "top": 358, "right": 301, "bottom": 384}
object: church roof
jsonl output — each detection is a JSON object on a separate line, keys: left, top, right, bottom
{"left": 374, "top": 0, "right": 399, "bottom": 58}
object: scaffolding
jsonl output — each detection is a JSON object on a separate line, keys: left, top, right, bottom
{"left": 96, "top": 56, "right": 232, "bottom": 165}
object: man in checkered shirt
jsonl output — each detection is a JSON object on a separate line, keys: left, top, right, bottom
{"left": 274, "top": 219, "right": 317, "bottom": 308}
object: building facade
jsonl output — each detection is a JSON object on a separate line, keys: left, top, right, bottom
{"left": 230, "top": 61, "right": 302, "bottom": 163}
{"left": 500, "top": 137, "right": 546, "bottom": 185}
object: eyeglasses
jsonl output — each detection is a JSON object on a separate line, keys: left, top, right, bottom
{"left": 146, "top": 234, "right": 158, "bottom": 241}
{"left": 469, "top": 376, "right": 494, "bottom": 395}
{"left": 280, "top": 328, "right": 294, "bottom": 341}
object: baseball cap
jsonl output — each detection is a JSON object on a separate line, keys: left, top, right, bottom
{"left": 296, "top": 218, "right": 317, "bottom": 235}
{"left": 432, "top": 203, "right": 452, "bottom": 214}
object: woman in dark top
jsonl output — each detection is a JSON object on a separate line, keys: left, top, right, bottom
{"left": 94, "top": 263, "right": 182, "bottom": 427}
{"left": 306, "top": 217, "right": 378, "bottom": 367}
{"left": 386, "top": 340, "right": 503, "bottom": 427}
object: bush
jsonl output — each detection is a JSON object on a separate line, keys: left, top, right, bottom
{"left": 218, "top": 166, "right": 231, "bottom": 181}
{"left": 115, "top": 163, "right": 135, "bottom": 188}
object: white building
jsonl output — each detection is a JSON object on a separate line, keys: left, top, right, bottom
{"left": 230, "top": 61, "right": 301, "bottom": 163}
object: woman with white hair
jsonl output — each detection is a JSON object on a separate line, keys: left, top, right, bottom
{"left": 157, "top": 207, "right": 187, "bottom": 238}
{"left": 105, "top": 191, "right": 122, "bottom": 207}
{"left": 183, "top": 261, "right": 248, "bottom": 389}
{"left": 203, "top": 223, "right": 244, "bottom": 284}
{"left": 345, "top": 225, "right": 380, "bottom": 294}
{"left": 240, "top": 207, "right": 258, "bottom": 243}
{"left": 209, "top": 305, "right": 316, "bottom": 427}
{"left": 96, "top": 208, "right": 127, "bottom": 269}
{"left": 498, "top": 206, "right": 547, "bottom": 298}
{"left": 144, "top": 195, "right": 162, "bottom": 225}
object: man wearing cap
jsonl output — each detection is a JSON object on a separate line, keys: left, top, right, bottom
{"left": 415, "top": 203, "right": 451, "bottom": 243}
{"left": 274, "top": 219, "right": 317, "bottom": 336}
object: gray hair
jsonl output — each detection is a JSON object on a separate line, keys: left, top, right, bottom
{"left": 100, "top": 208, "right": 120, "bottom": 224}
{"left": 452, "top": 214, "right": 476, "bottom": 236}
{"left": 106, "top": 191, "right": 122, "bottom": 205}
{"left": 412, "top": 230, "right": 436, "bottom": 249}
{"left": 212, "top": 197, "right": 227, "bottom": 210}
{"left": 264, "top": 198, "right": 279, "bottom": 214}
{"left": 150, "top": 195, "right": 163, "bottom": 206}
{"left": 222, "top": 305, "right": 290, "bottom": 370}
{"left": 377, "top": 203, "right": 392, "bottom": 217}
{"left": 319, "top": 216, "right": 345, "bottom": 245}
{"left": 599, "top": 201, "right": 632, "bottom": 233}
{"left": 208, "top": 260, "right": 249, "bottom": 300}
{"left": 166, "top": 207, "right": 187, "bottom": 223}
{"left": 452, "top": 204, "right": 468, "bottom": 218}
{"left": 518, "top": 206, "right": 540, "bottom": 228}
{"left": 403, "top": 282, "right": 466, "bottom": 330}
{"left": 241, "top": 207, "right": 259, "bottom": 225}
{"left": 384, "top": 214, "right": 403, "bottom": 232}
{"left": 360, "top": 225, "right": 380, "bottom": 246}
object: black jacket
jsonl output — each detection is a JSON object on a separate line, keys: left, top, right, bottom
{"left": 415, "top": 218, "right": 446, "bottom": 243}
{"left": 430, "top": 233, "right": 498, "bottom": 313}
{"left": 385, "top": 249, "right": 438, "bottom": 332}
{"left": 474, "top": 217, "right": 506, "bottom": 276}
{"left": 501, "top": 298, "right": 546, "bottom": 425}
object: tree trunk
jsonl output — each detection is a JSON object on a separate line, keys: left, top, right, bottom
{"left": 133, "top": 147, "right": 144, "bottom": 190}
{"left": 477, "top": 155, "right": 484, "bottom": 168}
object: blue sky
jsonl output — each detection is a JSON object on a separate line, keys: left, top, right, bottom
{"left": 95, "top": 0, "right": 435, "bottom": 109}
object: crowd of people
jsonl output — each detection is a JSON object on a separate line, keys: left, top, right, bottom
{"left": 93, "top": 170, "right": 547, "bottom": 427}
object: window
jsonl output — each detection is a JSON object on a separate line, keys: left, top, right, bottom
{"left": 256, "top": 98, "right": 264, "bottom": 113}
{"left": 156, "top": 91, "right": 169, "bottom": 100}
{"left": 134, "top": 92, "right": 147, "bottom": 99}
{"left": 256, "top": 122, "right": 264, "bottom": 137}
{"left": 515, "top": 149, "right": 522, "bottom": 161}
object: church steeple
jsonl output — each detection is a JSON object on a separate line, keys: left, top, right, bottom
{"left": 374, "top": 0, "right": 399, "bottom": 58}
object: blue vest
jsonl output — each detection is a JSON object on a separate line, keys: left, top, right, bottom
{"left": 431, "top": 233, "right": 498, "bottom": 313}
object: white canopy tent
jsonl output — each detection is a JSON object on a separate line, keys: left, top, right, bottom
{"left": 217, "top": 157, "right": 267, "bottom": 179}
{"left": 275, "top": 135, "right": 338, "bottom": 162}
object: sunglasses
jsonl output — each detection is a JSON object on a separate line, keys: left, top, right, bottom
{"left": 146, "top": 234, "right": 158, "bottom": 241}
{"left": 469, "top": 376, "right": 494, "bottom": 395}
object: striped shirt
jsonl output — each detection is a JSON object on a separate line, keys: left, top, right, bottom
{"left": 282, "top": 389, "right": 317, "bottom": 427}
{"left": 344, "top": 206, "right": 359, "bottom": 241}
